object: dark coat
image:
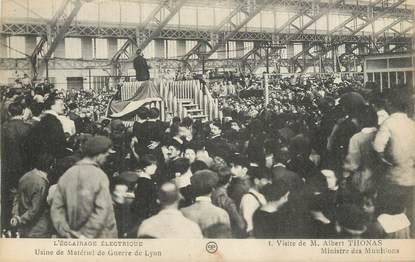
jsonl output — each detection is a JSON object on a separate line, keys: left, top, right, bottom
{"left": 132, "top": 121, "right": 151, "bottom": 157}
{"left": 253, "top": 208, "right": 292, "bottom": 238}
{"left": 206, "top": 136, "right": 231, "bottom": 160}
{"left": 13, "top": 169, "right": 52, "bottom": 238}
{"left": 1, "top": 119, "right": 32, "bottom": 188}
{"left": 25, "top": 113, "right": 67, "bottom": 167}
{"left": 133, "top": 55, "right": 150, "bottom": 81}
{"left": 132, "top": 177, "right": 160, "bottom": 226}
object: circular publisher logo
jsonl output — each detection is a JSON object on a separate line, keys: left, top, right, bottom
{"left": 206, "top": 241, "right": 218, "bottom": 254}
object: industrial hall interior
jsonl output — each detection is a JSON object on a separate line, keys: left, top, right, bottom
{"left": 1, "top": 0, "right": 415, "bottom": 240}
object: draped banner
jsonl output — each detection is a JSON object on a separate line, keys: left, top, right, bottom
{"left": 109, "top": 80, "right": 162, "bottom": 117}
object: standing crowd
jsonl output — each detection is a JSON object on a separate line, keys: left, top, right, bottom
{"left": 1, "top": 74, "right": 415, "bottom": 239}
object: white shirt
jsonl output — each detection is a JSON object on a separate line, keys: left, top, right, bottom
{"left": 240, "top": 188, "right": 266, "bottom": 232}
{"left": 377, "top": 109, "right": 389, "bottom": 126}
{"left": 138, "top": 209, "right": 203, "bottom": 238}
{"left": 45, "top": 110, "right": 75, "bottom": 135}
{"left": 175, "top": 171, "right": 192, "bottom": 189}
{"left": 373, "top": 112, "right": 415, "bottom": 186}
{"left": 58, "top": 115, "right": 76, "bottom": 136}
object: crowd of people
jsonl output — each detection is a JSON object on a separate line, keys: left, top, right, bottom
{"left": 1, "top": 73, "right": 415, "bottom": 240}
{"left": 215, "top": 75, "right": 368, "bottom": 128}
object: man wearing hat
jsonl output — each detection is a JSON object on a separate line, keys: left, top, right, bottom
{"left": 50, "top": 136, "right": 118, "bottom": 238}
{"left": 181, "top": 170, "right": 230, "bottom": 236}
{"left": 133, "top": 49, "right": 150, "bottom": 81}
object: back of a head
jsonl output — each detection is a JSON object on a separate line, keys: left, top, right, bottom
{"left": 191, "top": 169, "right": 219, "bottom": 196}
{"left": 172, "top": 116, "right": 181, "bottom": 125}
{"left": 170, "top": 158, "right": 190, "bottom": 175}
{"left": 358, "top": 105, "right": 378, "bottom": 128}
{"left": 340, "top": 91, "right": 366, "bottom": 116}
{"left": 262, "top": 181, "right": 289, "bottom": 202}
{"left": 190, "top": 160, "right": 208, "bottom": 173}
{"left": 247, "top": 118, "right": 264, "bottom": 135}
{"left": 137, "top": 154, "right": 158, "bottom": 170}
{"left": 6, "top": 88, "right": 16, "bottom": 98}
{"left": 43, "top": 94, "right": 60, "bottom": 110}
{"left": 215, "top": 166, "right": 232, "bottom": 187}
{"left": 336, "top": 204, "right": 367, "bottom": 232}
{"left": 149, "top": 107, "right": 160, "bottom": 119}
{"left": 190, "top": 139, "right": 206, "bottom": 152}
{"left": 158, "top": 182, "right": 181, "bottom": 207}
{"left": 229, "top": 153, "right": 249, "bottom": 169}
{"left": 192, "top": 119, "right": 203, "bottom": 131}
{"left": 182, "top": 117, "right": 193, "bottom": 128}
{"left": 289, "top": 134, "right": 311, "bottom": 156}
{"left": 30, "top": 102, "right": 44, "bottom": 117}
{"left": 136, "top": 107, "right": 150, "bottom": 120}
{"left": 34, "top": 152, "right": 55, "bottom": 172}
{"left": 8, "top": 102, "right": 23, "bottom": 117}
{"left": 82, "top": 135, "right": 113, "bottom": 158}
{"left": 386, "top": 88, "right": 411, "bottom": 112}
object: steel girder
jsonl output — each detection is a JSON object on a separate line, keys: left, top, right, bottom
{"left": 1, "top": 20, "right": 409, "bottom": 42}
{"left": 3, "top": 21, "right": 392, "bottom": 43}
{"left": 374, "top": 18, "right": 410, "bottom": 38}
{"left": 30, "top": 0, "right": 71, "bottom": 61}
{"left": 110, "top": 1, "right": 169, "bottom": 67}
{"left": 288, "top": 0, "right": 375, "bottom": 71}
{"left": 377, "top": 24, "right": 415, "bottom": 49}
{"left": 271, "top": 0, "right": 412, "bottom": 18}
{"left": 136, "top": 0, "right": 187, "bottom": 50}
{"left": 178, "top": 1, "right": 246, "bottom": 70}
{"left": 291, "top": 0, "right": 411, "bottom": 72}
{"left": 239, "top": 0, "right": 327, "bottom": 71}
{"left": 140, "top": 1, "right": 167, "bottom": 27}
{"left": 247, "top": 0, "right": 345, "bottom": 73}
{"left": 42, "top": 1, "right": 83, "bottom": 62}
{"left": 351, "top": 0, "right": 406, "bottom": 36}
{"left": 36, "top": 0, "right": 84, "bottom": 77}
{"left": 179, "top": 40, "right": 204, "bottom": 71}
{"left": 195, "top": 0, "right": 287, "bottom": 71}
{"left": 204, "top": 0, "right": 280, "bottom": 59}
{"left": 0, "top": 57, "right": 187, "bottom": 72}
{"left": 49, "top": 0, "right": 72, "bottom": 27}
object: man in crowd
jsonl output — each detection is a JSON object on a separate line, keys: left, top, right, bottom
{"left": 35, "top": 78, "right": 53, "bottom": 96}
{"left": 50, "top": 136, "right": 118, "bottom": 238}
{"left": 131, "top": 107, "right": 150, "bottom": 159}
{"left": 206, "top": 121, "right": 231, "bottom": 160}
{"left": 181, "top": 170, "right": 230, "bottom": 236}
{"left": 1, "top": 102, "right": 32, "bottom": 230}
{"left": 252, "top": 182, "right": 290, "bottom": 238}
{"left": 373, "top": 88, "right": 415, "bottom": 237}
{"left": 26, "top": 95, "right": 67, "bottom": 164}
{"left": 211, "top": 166, "right": 246, "bottom": 238}
{"left": 137, "top": 182, "right": 202, "bottom": 238}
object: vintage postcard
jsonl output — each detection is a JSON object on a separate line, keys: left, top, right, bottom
{"left": 0, "top": 0, "right": 414, "bottom": 261}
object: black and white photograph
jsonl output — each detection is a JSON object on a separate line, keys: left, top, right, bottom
{"left": 0, "top": 0, "right": 414, "bottom": 261}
